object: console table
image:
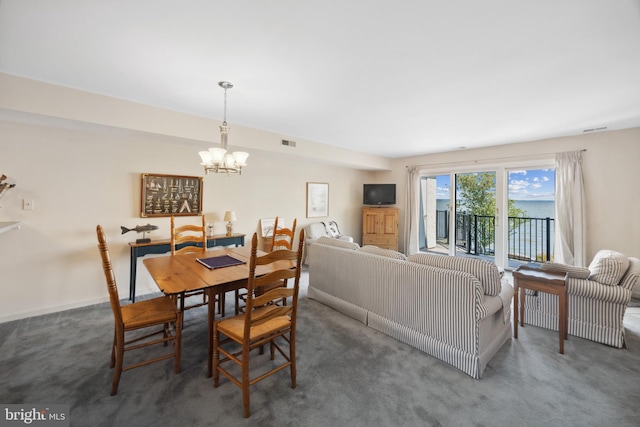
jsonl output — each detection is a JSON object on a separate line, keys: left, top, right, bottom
{"left": 128, "top": 233, "right": 245, "bottom": 301}
{"left": 513, "top": 266, "right": 568, "bottom": 354}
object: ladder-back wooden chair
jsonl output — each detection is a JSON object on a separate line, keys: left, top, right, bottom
{"left": 261, "top": 217, "right": 297, "bottom": 302}
{"left": 171, "top": 216, "right": 224, "bottom": 318}
{"left": 212, "top": 230, "right": 304, "bottom": 418}
{"left": 96, "top": 225, "right": 181, "bottom": 396}
{"left": 270, "top": 216, "right": 297, "bottom": 251}
{"left": 235, "top": 217, "right": 297, "bottom": 313}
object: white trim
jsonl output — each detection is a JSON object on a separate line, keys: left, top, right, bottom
{"left": 0, "top": 295, "right": 110, "bottom": 323}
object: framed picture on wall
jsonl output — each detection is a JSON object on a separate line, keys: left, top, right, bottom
{"left": 141, "top": 173, "right": 203, "bottom": 217}
{"left": 306, "top": 182, "right": 329, "bottom": 218}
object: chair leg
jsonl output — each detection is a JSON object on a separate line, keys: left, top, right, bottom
{"left": 110, "top": 329, "right": 116, "bottom": 368}
{"left": 219, "top": 292, "right": 226, "bottom": 317}
{"left": 179, "top": 292, "right": 186, "bottom": 329}
{"left": 111, "top": 330, "right": 125, "bottom": 396}
{"left": 212, "top": 327, "right": 220, "bottom": 388}
{"left": 242, "top": 345, "right": 251, "bottom": 418}
{"left": 174, "top": 317, "right": 182, "bottom": 374}
{"left": 290, "top": 330, "right": 297, "bottom": 389}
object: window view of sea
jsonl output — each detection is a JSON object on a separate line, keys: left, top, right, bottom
{"left": 511, "top": 200, "right": 555, "bottom": 219}
{"left": 436, "top": 199, "right": 554, "bottom": 219}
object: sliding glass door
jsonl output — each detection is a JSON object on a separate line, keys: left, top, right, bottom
{"left": 419, "top": 175, "right": 450, "bottom": 253}
{"left": 418, "top": 161, "right": 556, "bottom": 269}
{"left": 507, "top": 168, "right": 556, "bottom": 264}
{"left": 454, "top": 171, "right": 496, "bottom": 262}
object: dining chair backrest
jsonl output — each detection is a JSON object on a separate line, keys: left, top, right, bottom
{"left": 171, "top": 215, "right": 207, "bottom": 255}
{"left": 271, "top": 217, "right": 297, "bottom": 252}
{"left": 245, "top": 229, "right": 304, "bottom": 331}
{"left": 97, "top": 225, "right": 123, "bottom": 327}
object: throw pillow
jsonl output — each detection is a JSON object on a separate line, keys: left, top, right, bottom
{"left": 540, "top": 262, "right": 591, "bottom": 279}
{"left": 359, "top": 245, "right": 407, "bottom": 261}
{"left": 588, "top": 250, "right": 629, "bottom": 286}
{"left": 618, "top": 258, "right": 640, "bottom": 291}
{"left": 323, "top": 221, "right": 340, "bottom": 238}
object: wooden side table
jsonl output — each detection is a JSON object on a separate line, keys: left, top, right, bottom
{"left": 513, "top": 266, "right": 569, "bottom": 354}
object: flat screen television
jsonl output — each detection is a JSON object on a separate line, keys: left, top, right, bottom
{"left": 363, "top": 184, "right": 396, "bottom": 205}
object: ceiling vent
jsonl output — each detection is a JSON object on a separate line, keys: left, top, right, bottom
{"left": 281, "top": 139, "right": 296, "bottom": 147}
{"left": 583, "top": 126, "right": 608, "bottom": 133}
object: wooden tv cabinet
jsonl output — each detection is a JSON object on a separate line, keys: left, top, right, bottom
{"left": 362, "top": 207, "right": 399, "bottom": 251}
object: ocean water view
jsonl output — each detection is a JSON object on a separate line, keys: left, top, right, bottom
{"left": 512, "top": 200, "right": 554, "bottom": 219}
{"left": 436, "top": 199, "right": 555, "bottom": 219}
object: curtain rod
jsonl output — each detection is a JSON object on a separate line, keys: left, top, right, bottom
{"left": 406, "top": 148, "right": 587, "bottom": 169}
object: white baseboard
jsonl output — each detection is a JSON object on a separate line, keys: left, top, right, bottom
{"left": 0, "top": 296, "right": 110, "bottom": 324}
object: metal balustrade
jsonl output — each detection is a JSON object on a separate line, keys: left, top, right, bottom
{"left": 431, "top": 211, "right": 554, "bottom": 262}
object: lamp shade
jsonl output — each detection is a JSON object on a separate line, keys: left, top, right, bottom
{"left": 208, "top": 147, "right": 227, "bottom": 164}
{"left": 232, "top": 151, "right": 249, "bottom": 166}
{"left": 198, "top": 151, "right": 212, "bottom": 164}
{"left": 224, "top": 211, "right": 237, "bottom": 222}
{"left": 223, "top": 153, "right": 236, "bottom": 167}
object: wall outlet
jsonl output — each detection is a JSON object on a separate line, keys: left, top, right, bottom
{"left": 23, "top": 199, "right": 35, "bottom": 210}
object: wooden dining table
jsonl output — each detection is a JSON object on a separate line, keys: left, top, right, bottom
{"left": 143, "top": 245, "right": 294, "bottom": 377}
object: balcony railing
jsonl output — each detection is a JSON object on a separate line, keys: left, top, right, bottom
{"left": 433, "top": 210, "right": 554, "bottom": 262}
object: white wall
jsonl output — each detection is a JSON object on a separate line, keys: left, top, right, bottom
{"left": 0, "top": 118, "right": 373, "bottom": 321}
{"left": 384, "top": 128, "right": 640, "bottom": 292}
{"left": 2, "top": 73, "right": 639, "bottom": 321}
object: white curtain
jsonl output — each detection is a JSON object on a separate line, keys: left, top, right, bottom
{"left": 404, "top": 166, "right": 420, "bottom": 255}
{"left": 554, "top": 151, "right": 586, "bottom": 266}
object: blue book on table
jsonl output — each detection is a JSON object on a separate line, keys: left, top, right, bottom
{"left": 196, "top": 254, "right": 246, "bottom": 269}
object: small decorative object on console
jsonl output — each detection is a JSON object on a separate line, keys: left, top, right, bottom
{"left": 224, "top": 211, "right": 237, "bottom": 236}
{"left": 121, "top": 223, "right": 159, "bottom": 243}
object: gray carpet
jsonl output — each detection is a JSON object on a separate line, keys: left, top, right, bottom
{"left": 1, "top": 272, "right": 640, "bottom": 427}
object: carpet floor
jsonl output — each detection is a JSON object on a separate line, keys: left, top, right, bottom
{"left": 1, "top": 272, "right": 639, "bottom": 427}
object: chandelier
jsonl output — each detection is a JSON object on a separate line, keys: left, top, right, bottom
{"left": 199, "top": 81, "right": 249, "bottom": 175}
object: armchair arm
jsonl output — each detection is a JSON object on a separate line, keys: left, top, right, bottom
{"left": 567, "top": 278, "right": 632, "bottom": 305}
{"left": 540, "top": 262, "right": 591, "bottom": 279}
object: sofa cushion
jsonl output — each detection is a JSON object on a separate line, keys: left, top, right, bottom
{"left": 588, "top": 250, "right": 630, "bottom": 286}
{"left": 407, "top": 253, "right": 501, "bottom": 296}
{"left": 315, "top": 236, "right": 360, "bottom": 250}
{"left": 540, "top": 262, "right": 591, "bottom": 279}
{"left": 618, "top": 257, "right": 640, "bottom": 291}
{"left": 359, "top": 245, "right": 407, "bottom": 261}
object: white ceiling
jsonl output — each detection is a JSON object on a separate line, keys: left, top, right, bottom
{"left": 1, "top": 0, "right": 639, "bottom": 158}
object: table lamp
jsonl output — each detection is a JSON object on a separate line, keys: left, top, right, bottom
{"left": 224, "top": 211, "right": 237, "bottom": 236}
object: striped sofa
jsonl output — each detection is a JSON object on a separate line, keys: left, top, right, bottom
{"left": 523, "top": 250, "right": 640, "bottom": 348}
{"left": 307, "top": 238, "right": 513, "bottom": 379}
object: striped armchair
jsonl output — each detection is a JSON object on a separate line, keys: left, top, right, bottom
{"left": 303, "top": 222, "right": 353, "bottom": 264}
{"left": 524, "top": 250, "right": 640, "bottom": 348}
